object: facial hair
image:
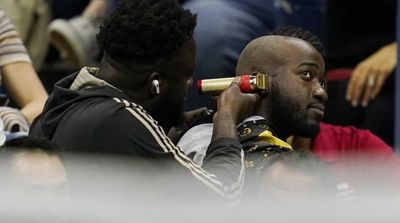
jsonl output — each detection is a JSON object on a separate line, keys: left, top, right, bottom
{"left": 148, "top": 92, "right": 185, "bottom": 132}
{"left": 270, "top": 82, "right": 320, "bottom": 138}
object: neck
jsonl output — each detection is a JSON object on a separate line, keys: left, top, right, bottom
{"left": 287, "top": 136, "right": 313, "bottom": 151}
{"left": 97, "top": 57, "right": 150, "bottom": 100}
{"left": 255, "top": 102, "right": 290, "bottom": 140}
{"left": 97, "top": 55, "right": 176, "bottom": 132}
{"left": 97, "top": 58, "right": 163, "bottom": 124}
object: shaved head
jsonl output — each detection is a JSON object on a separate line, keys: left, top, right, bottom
{"left": 236, "top": 35, "right": 318, "bottom": 76}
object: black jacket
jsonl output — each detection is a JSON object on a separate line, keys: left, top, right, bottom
{"left": 30, "top": 70, "right": 245, "bottom": 199}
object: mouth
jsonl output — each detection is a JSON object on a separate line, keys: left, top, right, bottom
{"left": 308, "top": 103, "right": 325, "bottom": 117}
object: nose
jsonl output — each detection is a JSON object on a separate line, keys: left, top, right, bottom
{"left": 312, "top": 84, "right": 328, "bottom": 103}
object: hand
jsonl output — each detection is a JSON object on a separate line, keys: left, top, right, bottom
{"left": 212, "top": 77, "right": 260, "bottom": 141}
{"left": 168, "top": 107, "right": 213, "bottom": 143}
{"left": 0, "top": 106, "right": 29, "bottom": 132}
{"left": 215, "top": 77, "right": 260, "bottom": 123}
{"left": 346, "top": 43, "right": 397, "bottom": 107}
{"left": 183, "top": 107, "right": 213, "bottom": 127}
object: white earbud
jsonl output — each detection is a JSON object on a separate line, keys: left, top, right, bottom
{"left": 152, "top": 79, "right": 160, "bottom": 94}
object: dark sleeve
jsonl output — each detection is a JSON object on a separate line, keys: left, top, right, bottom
{"left": 107, "top": 99, "right": 245, "bottom": 199}
{"left": 202, "top": 137, "right": 244, "bottom": 195}
{"left": 92, "top": 107, "right": 167, "bottom": 156}
{"left": 48, "top": 99, "right": 165, "bottom": 156}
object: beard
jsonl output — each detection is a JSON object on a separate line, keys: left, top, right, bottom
{"left": 147, "top": 92, "right": 185, "bottom": 132}
{"left": 270, "top": 83, "right": 320, "bottom": 138}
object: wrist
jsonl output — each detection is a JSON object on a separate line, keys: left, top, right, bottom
{"left": 381, "top": 43, "right": 397, "bottom": 52}
{"left": 212, "top": 112, "right": 238, "bottom": 141}
{"left": 214, "top": 109, "right": 237, "bottom": 124}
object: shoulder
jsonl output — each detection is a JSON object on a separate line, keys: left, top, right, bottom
{"left": 178, "top": 123, "right": 213, "bottom": 165}
{"left": 320, "top": 123, "right": 390, "bottom": 149}
{"left": 55, "top": 97, "right": 167, "bottom": 154}
{"left": 314, "top": 123, "right": 395, "bottom": 160}
{"left": 91, "top": 98, "right": 166, "bottom": 139}
{"left": 0, "top": 10, "right": 31, "bottom": 66}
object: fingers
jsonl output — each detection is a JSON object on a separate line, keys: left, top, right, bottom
{"left": 230, "top": 76, "right": 241, "bottom": 86}
{"left": 361, "top": 74, "right": 377, "bottom": 107}
{"left": 346, "top": 67, "right": 368, "bottom": 107}
{"left": 348, "top": 69, "right": 389, "bottom": 107}
{"left": 232, "top": 76, "right": 261, "bottom": 103}
{"left": 215, "top": 77, "right": 261, "bottom": 123}
{"left": 346, "top": 48, "right": 396, "bottom": 107}
{"left": 371, "top": 74, "right": 386, "bottom": 100}
{"left": 186, "top": 107, "right": 209, "bottom": 116}
{"left": 183, "top": 107, "right": 213, "bottom": 124}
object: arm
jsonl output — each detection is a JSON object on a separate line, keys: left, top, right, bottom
{"left": 202, "top": 78, "right": 260, "bottom": 197}
{"left": 1, "top": 62, "right": 48, "bottom": 123}
{"left": 113, "top": 79, "right": 260, "bottom": 199}
{"left": 361, "top": 130, "right": 400, "bottom": 179}
{"left": 0, "top": 11, "right": 48, "bottom": 123}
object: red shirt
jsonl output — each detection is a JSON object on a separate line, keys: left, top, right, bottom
{"left": 312, "top": 123, "right": 400, "bottom": 187}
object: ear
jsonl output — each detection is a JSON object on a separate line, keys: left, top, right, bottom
{"left": 147, "top": 72, "right": 162, "bottom": 96}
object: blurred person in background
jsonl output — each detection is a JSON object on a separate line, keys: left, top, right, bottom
{"left": 255, "top": 150, "right": 335, "bottom": 203}
{"left": 0, "top": 10, "right": 48, "bottom": 131}
{"left": 0, "top": 0, "right": 50, "bottom": 70}
{"left": 0, "top": 136, "right": 68, "bottom": 222}
{"left": 288, "top": 122, "right": 400, "bottom": 196}
{"left": 324, "top": 0, "right": 396, "bottom": 146}
{"left": 48, "top": 0, "right": 118, "bottom": 68}
{"left": 0, "top": 136, "right": 66, "bottom": 189}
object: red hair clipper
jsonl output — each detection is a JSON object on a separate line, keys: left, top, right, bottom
{"left": 197, "top": 72, "right": 268, "bottom": 95}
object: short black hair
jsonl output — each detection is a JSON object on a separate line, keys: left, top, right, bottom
{"left": 97, "top": 0, "right": 197, "bottom": 64}
{"left": 270, "top": 26, "right": 325, "bottom": 58}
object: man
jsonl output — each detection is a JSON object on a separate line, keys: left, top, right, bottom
{"left": 179, "top": 27, "right": 329, "bottom": 201}
{"left": 29, "top": 0, "right": 259, "bottom": 199}
{"left": 179, "top": 27, "right": 400, "bottom": 195}
{"left": 179, "top": 27, "right": 328, "bottom": 169}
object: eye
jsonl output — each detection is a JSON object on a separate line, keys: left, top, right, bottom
{"left": 300, "top": 71, "right": 312, "bottom": 80}
{"left": 320, "top": 80, "right": 327, "bottom": 89}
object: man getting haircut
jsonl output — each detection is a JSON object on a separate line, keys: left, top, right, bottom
{"left": 178, "top": 26, "right": 328, "bottom": 184}
{"left": 180, "top": 27, "right": 400, "bottom": 198}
